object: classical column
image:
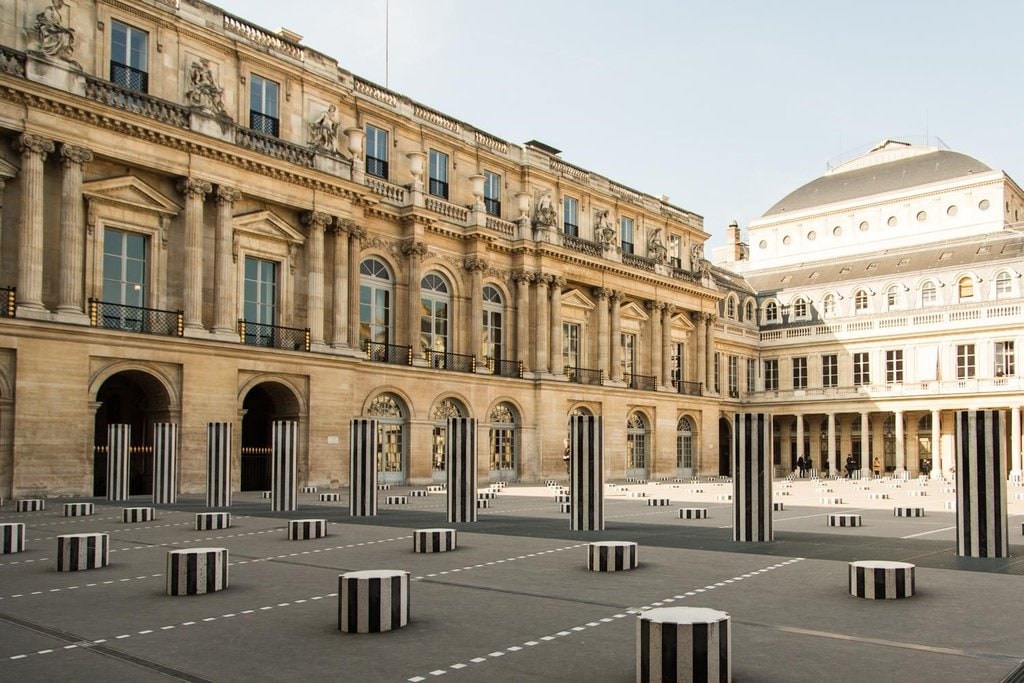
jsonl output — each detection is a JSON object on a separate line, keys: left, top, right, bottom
{"left": 955, "top": 410, "right": 1008, "bottom": 558}
{"left": 402, "top": 240, "right": 428, "bottom": 350}
{"left": 212, "top": 185, "right": 241, "bottom": 334}
{"left": 704, "top": 313, "right": 717, "bottom": 392}
{"left": 302, "top": 211, "right": 329, "bottom": 346}
{"left": 593, "top": 288, "right": 610, "bottom": 378}
{"left": 513, "top": 272, "right": 531, "bottom": 369}
{"left": 550, "top": 276, "right": 565, "bottom": 375}
{"left": 206, "top": 422, "right": 232, "bottom": 508}
{"left": 661, "top": 305, "right": 673, "bottom": 387}
{"left": 466, "top": 257, "right": 486, "bottom": 360}
{"left": 732, "top": 413, "right": 773, "bottom": 542}
{"left": 693, "top": 312, "right": 706, "bottom": 391}
{"left": 330, "top": 221, "right": 349, "bottom": 347}
{"left": 534, "top": 274, "right": 551, "bottom": 374}
{"left": 894, "top": 410, "right": 906, "bottom": 474}
{"left": 56, "top": 143, "right": 92, "bottom": 315}
{"left": 827, "top": 412, "right": 837, "bottom": 475}
{"left": 931, "top": 409, "right": 943, "bottom": 479}
{"left": 570, "top": 415, "right": 604, "bottom": 531}
{"left": 648, "top": 301, "right": 662, "bottom": 385}
{"left": 349, "top": 418, "right": 378, "bottom": 517}
{"left": 610, "top": 292, "right": 623, "bottom": 382}
{"left": 1010, "top": 405, "right": 1022, "bottom": 479}
{"left": 153, "top": 423, "right": 178, "bottom": 505}
{"left": 346, "top": 224, "right": 365, "bottom": 348}
{"left": 795, "top": 414, "right": 804, "bottom": 463}
{"left": 178, "top": 177, "right": 212, "bottom": 331}
{"left": 271, "top": 420, "right": 298, "bottom": 512}
{"left": 860, "top": 412, "right": 871, "bottom": 477}
{"left": 14, "top": 134, "right": 55, "bottom": 311}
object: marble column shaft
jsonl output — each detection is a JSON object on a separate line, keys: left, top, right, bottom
{"left": 594, "top": 288, "right": 610, "bottom": 378}
{"left": 57, "top": 144, "right": 92, "bottom": 313}
{"left": 514, "top": 273, "right": 531, "bottom": 369}
{"left": 346, "top": 225, "right": 364, "bottom": 348}
{"left": 610, "top": 293, "right": 623, "bottom": 381}
{"left": 179, "top": 178, "right": 211, "bottom": 330}
{"left": 303, "top": 211, "right": 329, "bottom": 345}
{"left": 550, "top": 276, "right": 565, "bottom": 375}
{"left": 534, "top": 275, "right": 550, "bottom": 373}
{"left": 213, "top": 186, "right": 240, "bottom": 333}
{"left": 14, "top": 134, "right": 54, "bottom": 309}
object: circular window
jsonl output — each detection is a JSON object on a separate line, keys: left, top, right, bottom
{"left": 807, "top": 231, "right": 816, "bottom": 241}
{"left": 916, "top": 211, "right": 927, "bottom": 222}
{"left": 758, "top": 240, "right": 768, "bottom": 249}
{"left": 832, "top": 226, "right": 842, "bottom": 237}
{"left": 887, "top": 216, "right": 898, "bottom": 227}
{"left": 979, "top": 199, "right": 990, "bottom": 210}
{"left": 947, "top": 205, "right": 958, "bottom": 217}
{"left": 858, "top": 221, "right": 869, "bottom": 232}
{"left": 782, "top": 235, "right": 792, "bottom": 245}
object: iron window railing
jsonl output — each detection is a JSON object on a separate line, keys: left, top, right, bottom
{"left": 238, "top": 319, "right": 310, "bottom": 351}
{"left": 673, "top": 379, "right": 703, "bottom": 396}
{"left": 487, "top": 357, "right": 523, "bottom": 378}
{"left": 425, "top": 349, "right": 476, "bottom": 373}
{"left": 249, "top": 111, "right": 279, "bottom": 137}
{"left": 89, "top": 298, "right": 183, "bottom": 336}
{"left": 110, "top": 61, "right": 148, "bottom": 93}
{"left": 626, "top": 373, "right": 657, "bottom": 391}
{"left": 363, "top": 340, "right": 413, "bottom": 365}
{"left": 564, "top": 222, "right": 579, "bottom": 237}
{"left": 484, "top": 198, "right": 501, "bottom": 217}
{"left": 428, "top": 178, "right": 448, "bottom": 199}
{"left": 366, "top": 156, "right": 388, "bottom": 179}
{"left": 566, "top": 366, "right": 603, "bottom": 386}
{"left": 0, "top": 286, "right": 14, "bottom": 318}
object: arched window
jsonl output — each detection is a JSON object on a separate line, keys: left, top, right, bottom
{"left": 482, "top": 285, "right": 504, "bottom": 361}
{"left": 488, "top": 402, "right": 517, "bottom": 478}
{"left": 744, "top": 300, "right": 754, "bottom": 322}
{"left": 854, "top": 289, "right": 869, "bottom": 313}
{"left": 822, "top": 293, "right": 836, "bottom": 317}
{"left": 430, "top": 398, "right": 465, "bottom": 476}
{"left": 676, "top": 416, "right": 694, "bottom": 470}
{"left": 921, "top": 280, "right": 937, "bottom": 306}
{"left": 958, "top": 276, "right": 974, "bottom": 299}
{"left": 726, "top": 296, "right": 736, "bottom": 319}
{"left": 765, "top": 301, "right": 778, "bottom": 323}
{"left": 366, "top": 393, "right": 406, "bottom": 482}
{"left": 885, "top": 285, "right": 900, "bottom": 310}
{"left": 420, "top": 272, "right": 451, "bottom": 364}
{"left": 359, "top": 258, "right": 393, "bottom": 347}
{"left": 793, "top": 297, "right": 807, "bottom": 319}
{"left": 626, "top": 412, "right": 648, "bottom": 470}
{"left": 995, "top": 271, "right": 1013, "bottom": 299}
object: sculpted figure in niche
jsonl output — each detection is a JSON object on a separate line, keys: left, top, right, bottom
{"left": 534, "top": 190, "right": 557, "bottom": 228}
{"left": 309, "top": 104, "right": 339, "bottom": 153}
{"left": 186, "top": 58, "right": 226, "bottom": 115}
{"left": 647, "top": 228, "right": 667, "bottom": 263}
{"left": 35, "top": 0, "right": 77, "bottom": 64}
{"left": 595, "top": 210, "right": 616, "bottom": 245}
{"left": 690, "top": 243, "right": 705, "bottom": 270}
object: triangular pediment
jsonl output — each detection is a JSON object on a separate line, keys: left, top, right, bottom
{"left": 561, "top": 288, "right": 594, "bottom": 310}
{"left": 234, "top": 210, "right": 305, "bottom": 245}
{"left": 670, "top": 311, "right": 696, "bottom": 331}
{"left": 0, "top": 156, "right": 19, "bottom": 179}
{"left": 83, "top": 176, "right": 180, "bottom": 215}
{"left": 619, "top": 301, "right": 649, "bottom": 321}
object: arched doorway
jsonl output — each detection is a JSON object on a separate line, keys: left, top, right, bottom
{"left": 430, "top": 397, "right": 467, "bottom": 482}
{"left": 625, "top": 411, "right": 649, "bottom": 480}
{"left": 488, "top": 402, "right": 518, "bottom": 482}
{"left": 676, "top": 416, "right": 695, "bottom": 478}
{"left": 240, "top": 381, "right": 301, "bottom": 491}
{"left": 366, "top": 392, "right": 408, "bottom": 484}
{"left": 718, "top": 417, "right": 731, "bottom": 476}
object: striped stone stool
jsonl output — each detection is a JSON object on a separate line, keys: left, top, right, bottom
{"left": 63, "top": 502, "right": 94, "bottom": 517}
{"left": 940, "top": 487, "right": 955, "bottom": 494}
{"left": 944, "top": 500, "right": 956, "bottom": 510}
{"left": 195, "top": 512, "right": 231, "bottom": 530}
{"left": 637, "top": 606, "right": 730, "bottom": 682}
{"left": 288, "top": 519, "right": 328, "bottom": 540}
{"left": 491, "top": 481, "right": 507, "bottom": 489}
{"left": 775, "top": 491, "right": 790, "bottom": 496}
{"left": 773, "top": 502, "right": 785, "bottom": 511}
{"left": 678, "top": 508, "right": 708, "bottom": 519}
{"left": 56, "top": 533, "right": 109, "bottom": 571}
{"left": 828, "top": 514, "right": 861, "bottom": 527}
{"left": 427, "top": 485, "right": 445, "bottom": 493}
{"left": 478, "top": 491, "right": 496, "bottom": 500}
{"left": 545, "top": 480, "right": 558, "bottom": 487}
{"left": 409, "top": 490, "right": 429, "bottom": 497}
{"left": 894, "top": 507, "right": 925, "bottom": 517}
{"left": 476, "top": 498, "right": 491, "bottom": 509}
{"left": 868, "top": 493, "right": 890, "bottom": 500}
{"left": 167, "top": 548, "right": 228, "bottom": 595}
{"left": 385, "top": 496, "right": 408, "bottom": 505}
{"left": 715, "top": 494, "right": 732, "bottom": 502}
{"left": 849, "top": 560, "right": 915, "bottom": 599}
{"left": 299, "top": 486, "right": 317, "bottom": 493}
{"left": 261, "top": 491, "right": 272, "bottom": 499}
{"left": 319, "top": 493, "right": 341, "bottom": 502}
{"left": 687, "top": 488, "right": 704, "bottom": 494}
{"left": 1, "top": 523, "right": 25, "bottom": 554}
{"left": 377, "top": 484, "right": 392, "bottom": 491}
{"left": 820, "top": 497, "right": 844, "bottom": 504}
{"left": 627, "top": 491, "right": 647, "bottom": 498}
{"left": 554, "top": 494, "right": 570, "bottom": 503}
{"left": 16, "top": 499, "right": 45, "bottom": 512}
{"left": 587, "top": 541, "right": 638, "bottom": 572}
{"left": 338, "top": 569, "right": 410, "bottom": 633}
{"left": 413, "top": 528, "right": 456, "bottom": 553}
{"left": 906, "top": 490, "right": 927, "bottom": 497}
{"left": 122, "top": 507, "right": 155, "bottom": 523}
{"left": 558, "top": 503, "right": 571, "bottom": 513}
{"left": 815, "top": 487, "right": 833, "bottom": 493}
{"left": 648, "top": 498, "right": 671, "bottom": 506}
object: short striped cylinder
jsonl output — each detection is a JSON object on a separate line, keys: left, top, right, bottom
{"left": 820, "top": 497, "right": 844, "bottom": 504}
{"left": 772, "top": 502, "right": 785, "bottom": 511}
{"left": 63, "top": 502, "right": 94, "bottom": 517}
{"left": 271, "top": 420, "right": 297, "bottom": 512}
{"left": 56, "top": 533, "right": 109, "bottom": 571}
{"left": 558, "top": 503, "right": 571, "bottom": 513}
{"left": 300, "top": 486, "right": 318, "bottom": 493}
{"left": 349, "top": 418, "right": 377, "bottom": 517}
{"left": 940, "top": 487, "right": 955, "bottom": 494}
{"left": 153, "top": 422, "right": 178, "bottom": 504}
{"left": 679, "top": 508, "right": 708, "bottom": 519}
{"left": 570, "top": 414, "right": 604, "bottom": 532}
{"left": 554, "top": 494, "right": 570, "bottom": 503}
{"left": 427, "top": 485, "right": 445, "bottom": 493}
{"left": 288, "top": 519, "right": 327, "bottom": 540}
{"left": 319, "top": 493, "right": 341, "bottom": 502}
{"left": 688, "top": 488, "right": 704, "bottom": 494}
{"left": 446, "top": 417, "right": 478, "bottom": 524}
{"left": 716, "top": 494, "right": 732, "bottom": 502}
{"left": 477, "top": 491, "right": 496, "bottom": 500}
{"left": 410, "top": 490, "right": 429, "bottom": 497}
{"left": 476, "top": 498, "right": 490, "bottom": 509}
{"left": 732, "top": 413, "right": 773, "bottom": 542}
{"left": 491, "top": 481, "right": 507, "bottom": 489}
{"left": 849, "top": 560, "right": 915, "bottom": 599}
{"left": 413, "top": 528, "right": 456, "bottom": 553}
{"left": 894, "top": 507, "right": 925, "bottom": 517}
{"left": 944, "top": 500, "right": 957, "bottom": 510}
{"left": 906, "top": 490, "right": 927, "bottom": 497}
{"left": 775, "top": 491, "right": 790, "bottom": 496}
{"left": 868, "top": 493, "right": 890, "bottom": 500}
{"left": 828, "top": 514, "right": 861, "bottom": 527}
{"left": 627, "top": 491, "right": 647, "bottom": 498}
{"left": 815, "top": 487, "right": 833, "bottom": 493}
{"left": 385, "top": 496, "right": 408, "bottom": 505}
{"left": 377, "top": 484, "right": 391, "bottom": 491}
{"left": 955, "top": 410, "right": 1009, "bottom": 558}
{"left": 587, "top": 541, "right": 638, "bottom": 572}
{"left": 637, "top": 607, "right": 730, "bottom": 683}
{"left": 17, "top": 499, "right": 45, "bottom": 512}
{"left": 195, "top": 512, "right": 231, "bottom": 530}
{"left": 545, "top": 480, "right": 558, "bottom": 486}
{"left": 261, "top": 491, "right": 272, "bottom": 499}
{"left": 648, "top": 498, "right": 671, "bottom": 506}
{"left": 166, "top": 548, "right": 229, "bottom": 595}
{"left": 338, "top": 570, "right": 410, "bottom": 633}
{"left": 107, "top": 423, "right": 130, "bottom": 502}
{"left": 122, "top": 507, "right": 154, "bottom": 523}
{"left": 206, "top": 422, "right": 232, "bottom": 508}
{"left": 1, "top": 523, "right": 25, "bottom": 553}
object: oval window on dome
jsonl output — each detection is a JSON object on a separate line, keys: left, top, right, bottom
{"left": 887, "top": 216, "right": 897, "bottom": 227}
{"left": 807, "top": 231, "right": 816, "bottom": 241}
{"left": 947, "top": 205, "right": 958, "bottom": 217}
{"left": 858, "top": 221, "right": 869, "bottom": 232}
{"left": 979, "top": 199, "right": 990, "bottom": 210}
{"left": 832, "top": 226, "right": 842, "bottom": 237}
{"left": 916, "top": 211, "right": 927, "bottom": 222}
{"left": 758, "top": 240, "right": 767, "bottom": 249}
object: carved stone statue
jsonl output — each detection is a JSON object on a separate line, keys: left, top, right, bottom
{"left": 186, "top": 58, "right": 226, "bottom": 115}
{"left": 690, "top": 243, "right": 705, "bottom": 270}
{"left": 308, "top": 104, "right": 339, "bottom": 154}
{"left": 34, "top": 0, "right": 78, "bottom": 65}
{"left": 595, "top": 209, "right": 616, "bottom": 245}
{"left": 534, "top": 190, "right": 557, "bottom": 228}
{"left": 647, "top": 227, "right": 667, "bottom": 263}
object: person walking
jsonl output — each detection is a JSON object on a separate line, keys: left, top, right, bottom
{"left": 844, "top": 454, "right": 856, "bottom": 479}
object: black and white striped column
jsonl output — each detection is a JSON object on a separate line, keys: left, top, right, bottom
{"left": 446, "top": 417, "right": 477, "bottom": 524}
{"left": 63, "top": 502, "right": 94, "bottom": 517}
{"left": 106, "top": 423, "right": 130, "bottom": 502}
{"left": 413, "top": 528, "right": 457, "bottom": 553}
{"left": 338, "top": 570, "right": 410, "bottom": 633}
{"left": 570, "top": 415, "right": 604, "bottom": 531}
{"left": 587, "top": 541, "right": 638, "bottom": 571}
{"left": 56, "top": 533, "right": 109, "bottom": 571}
{"left": 271, "top": 420, "right": 297, "bottom": 512}
{"left": 123, "top": 507, "right": 155, "bottom": 523}
{"left": 153, "top": 422, "right": 178, "bottom": 504}
{"left": 955, "top": 410, "right": 1008, "bottom": 558}
{"left": 167, "top": 548, "right": 229, "bottom": 595}
{"left": 288, "top": 519, "right": 327, "bottom": 540}
{"left": 732, "top": 413, "right": 773, "bottom": 542}
{"left": 1, "top": 523, "right": 25, "bottom": 554}
{"left": 349, "top": 418, "right": 378, "bottom": 517}
{"left": 637, "top": 606, "right": 731, "bottom": 682}
{"left": 206, "top": 422, "right": 232, "bottom": 508}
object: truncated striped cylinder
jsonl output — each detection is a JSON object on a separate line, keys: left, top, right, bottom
{"left": 385, "top": 495, "right": 408, "bottom": 505}
{"left": 300, "top": 486, "right": 318, "bottom": 493}
{"left": 261, "top": 491, "right": 272, "bottom": 499}
{"left": 570, "top": 414, "right": 604, "bottom": 531}
{"left": 271, "top": 420, "right": 297, "bottom": 512}
{"left": 166, "top": 548, "right": 228, "bottom": 595}
{"left": 733, "top": 413, "right": 773, "bottom": 542}
{"left": 410, "top": 490, "right": 429, "bottom": 497}
{"left": 828, "top": 514, "right": 862, "bottom": 527}
{"left": 894, "top": 507, "right": 925, "bottom": 517}
{"left": 587, "top": 541, "right": 638, "bottom": 571}
{"left": 559, "top": 502, "right": 571, "bottom": 513}
{"left": 123, "top": 507, "right": 155, "bottom": 523}
{"left": 648, "top": 498, "right": 671, "bottom": 506}
{"left": 206, "top": 422, "right": 232, "bottom": 507}
{"left": 195, "top": 512, "right": 230, "bottom": 530}
{"left": 338, "top": 569, "right": 410, "bottom": 633}
{"left": 153, "top": 422, "right": 178, "bottom": 504}
{"left": 107, "top": 423, "right": 130, "bottom": 502}
{"left": 955, "top": 410, "right": 1008, "bottom": 558}
{"left": 16, "top": 499, "right": 45, "bottom": 512}
{"left": 63, "top": 502, "right": 94, "bottom": 517}
{"left": 288, "top": 519, "right": 327, "bottom": 540}
{"left": 413, "top": 528, "right": 456, "bottom": 553}
{"left": 772, "top": 502, "right": 785, "bottom": 511}
{"left": 637, "top": 606, "right": 730, "bottom": 683}
{"left": 56, "top": 533, "right": 109, "bottom": 571}
{"left": 349, "top": 418, "right": 378, "bottom": 517}
{"left": 554, "top": 494, "right": 570, "bottom": 503}
{"left": 377, "top": 484, "right": 392, "bottom": 491}
{"left": 679, "top": 508, "right": 708, "bottom": 519}
{"left": 1, "top": 523, "right": 25, "bottom": 553}
{"left": 319, "top": 493, "right": 341, "bottom": 502}
{"left": 446, "top": 417, "right": 478, "bottom": 524}
{"left": 477, "top": 491, "right": 496, "bottom": 500}
{"left": 849, "top": 560, "right": 915, "bottom": 599}
{"left": 476, "top": 498, "right": 490, "bottom": 509}
{"left": 868, "top": 493, "right": 890, "bottom": 500}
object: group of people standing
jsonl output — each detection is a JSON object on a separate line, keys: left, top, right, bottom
{"left": 793, "top": 456, "right": 822, "bottom": 478}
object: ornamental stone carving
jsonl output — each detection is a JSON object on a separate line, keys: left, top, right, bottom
{"left": 14, "top": 133, "right": 55, "bottom": 158}
{"left": 302, "top": 211, "right": 332, "bottom": 229}
{"left": 400, "top": 240, "right": 429, "bottom": 260}
{"left": 34, "top": 0, "right": 78, "bottom": 65}
{"left": 647, "top": 228, "right": 667, "bottom": 264}
{"left": 533, "top": 190, "right": 557, "bottom": 228}
{"left": 186, "top": 58, "right": 226, "bottom": 116}
{"left": 464, "top": 256, "right": 489, "bottom": 272}
{"left": 595, "top": 209, "right": 616, "bottom": 245}
{"left": 215, "top": 185, "right": 241, "bottom": 204}
{"left": 308, "top": 105, "right": 339, "bottom": 154}
{"left": 177, "top": 177, "right": 212, "bottom": 197}
{"left": 60, "top": 144, "right": 93, "bottom": 167}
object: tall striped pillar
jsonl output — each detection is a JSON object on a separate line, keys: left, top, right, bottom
{"left": 206, "top": 422, "right": 232, "bottom": 508}
{"left": 106, "top": 424, "right": 131, "bottom": 502}
{"left": 153, "top": 423, "right": 178, "bottom": 504}
{"left": 446, "top": 417, "right": 477, "bottom": 524}
{"left": 349, "top": 418, "right": 378, "bottom": 517}
{"left": 272, "top": 420, "right": 298, "bottom": 512}
{"left": 570, "top": 415, "right": 604, "bottom": 531}
{"left": 955, "top": 410, "right": 1008, "bottom": 558}
{"left": 733, "top": 413, "right": 773, "bottom": 542}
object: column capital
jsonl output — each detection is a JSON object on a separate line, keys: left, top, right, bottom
{"left": 535, "top": 272, "right": 553, "bottom": 287}
{"left": 60, "top": 143, "right": 93, "bottom": 167}
{"left": 215, "top": 185, "right": 242, "bottom": 204}
{"left": 301, "top": 210, "right": 332, "bottom": 229}
{"left": 512, "top": 271, "right": 532, "bottom": 285}
{"left": 551, "top": 275, "right": 567, "bottom": 289}
{"left": 400, "top": 239, "right": 429, "bottom": 259}
{"left": 177, "top": 177, "right": 212, "bottom": 198}
{"left": 592, "top": 287, "right": 611, "bottom": 301}
{"left": 464, "top": 256, "right": 489, "bottom": 273}
{"left": 14, "top": 133, "right": 55, "bottom": 158}
{"left": 662, "top": 303, "right": 676, "bottom": 316}
{"left": 610, "top": 290, "right": 624, "bottom": 303}
{"left": 703, "top": 311, "right": 718, "bottom": 323}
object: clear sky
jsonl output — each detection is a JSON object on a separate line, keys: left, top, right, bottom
{"left": 214, "top": 0, "right": 1024, "bottom": 248}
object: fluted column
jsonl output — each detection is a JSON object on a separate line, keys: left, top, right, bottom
{"left": 860, "top": 412, "right": 871, "bottom": 476}
{"left": 513, "top": 272, "right": 531, "bottom": 369}
{"left": 795, "top": 414, "right": 804, "bottom": 462}
{"left": 593, "top": 288, "right": 610, "bottom": 378}
{"left": 330, "top": 221, "right": 349, "bottom": 347}
{"left": 14, "top": 134, "right": 55, "bottom": 310}
{"left": 550, "top": 276, "right": 565, "bottom": 375}
{"left": 827, "top": 412, "right": 837, "bottom": 474}
{"left": 302, "top": 211, "right": 329, "bottom": 346}
{"left": 705, "top": 313, "right": 717, "bottom": 392}
{"left": 894, "top": 410, "right": 905, "bottom": 473}
{"left": 534, "top": 274, "right": 550, "bottom": 374}
{"left": 178, "top": 177, "right": 211, "bottom": 331}
{"left": 1011, "top": 405, "right": 1022, "bottom": 478}
{"left": 402, "top": 240, "right": 428, "bottom": 350}
{"left": 694, "top": 312, "right": 706, "bottom": 391}
{"left": 661, "top": 305, "right": 673, "bottom": 387}
{"left": 610, "top": 292, "right": 623, "bottom": 382}
{"left": 56, "top": 144, "right": 93, "bottom": 315}
{"left": 466, "top": 257, "right": 486, "bottom": 359}
{"left": 931, "top": 409, "right": 943, "bottom": 478}
{"left": 212, "top": 186, "right": 241, "bottom": 334}
{"left": 346, "top": 224, "right": 365, "bottom": 347}
{"left": 648, "top": 301, "right": 662, "bottom": 385}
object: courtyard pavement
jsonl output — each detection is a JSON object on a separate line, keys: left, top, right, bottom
{"left": 2, "top": 475, "right": 1023, "bottom": 682}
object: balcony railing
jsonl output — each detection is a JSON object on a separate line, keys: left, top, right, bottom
{"left": 566, "top": 366, "right": 603, "bottom": 386}
{"left": 366, "top": 156, "right": 388, "bottom": 179}
{"left": 484, "top": 198, "right": 501, "bottom": 217}
{"left": 563, "top": 234, "right": 602, "bottom": 257}
{"left": 364, "top": 340, "right": 413, "bottom": 365}
{"left": 0, "top": 287, "right": 14, "bottom": 318}
{"left": 487, "top": 357, "right": 523, "bottom": 378}
{"left": 85, "top": 76, "right": 190, "bottom": 128}
{"left": 622, "top": 252, "right": 656, "bottom": 272}
{"left": 428, "top": 178, "right": 449, "bottom": 200}
{"left": 626, "top": 373, "right": 657, "bottom": 391}
{"left": 672, "top": 379, "right": 703, "bottom": 396}
{"left": 89, "top": 299, "right": 183, "bottom": 336}
{"left": 235, "top": 126, "right": 314, "bottom": 167}
{"left": 238, "top": 319, "right": 310, "bottom": 351}
{"left": 249, "top": 110, "right": 280, "bottom": 137}
{"left": 110, "top": 61, "right": 148, "bottom": 93}
{"left": 425, "top": 350, "right": 476, "bottom": 373}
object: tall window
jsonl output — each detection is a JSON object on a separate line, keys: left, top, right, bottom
{"left": 746, "top": 358, "right": 756, "bottom": 392}
{"left": 489, "top": 403, "right": 517, "bottom": 474}
{"left": 745, "top": 300, "right": 755, "bottom": 322}
{"left": 620, "top": 217, "right": 635, "bottom": 254}
{"left": 921, "top": 281, "right": 937, "bottom": 306}
{"left": 885, "top": 349, "right": 904, "bottom": 384}
{"left": 793, "top": 297, "right": 807, "bottom": 319}
{"left": 359, "top": 257, "right": 393, "bottom": 345}
{"left": 671, "top": 342, "right": 683, "bottom": 387}
{"left": 428, "top": 149, "right": 449, "bottom": 199}
{"left": 713, "top": 353, "right": 720, "bottom": 393}
{"left": 764, "top": 359, "right": 779, "bottom": 391}
{"left": 243, "top": 256, "right": 277, "bottom": 346}
{"left": 668, "top": 234, "right": 682, "bottom": 268}
{"left": 102, "top": 228, "right": 147, "bottom": 330}
{"left": 249, "top": 75, "right": 279, "bottom": 137}
{"left": 563, "top": 197, "right": 578, "bottom": 236}
{"left": 420, "top": 272, "right": 450, "bottom": 363}
{"left": 483, "top": 170, "right": 501, "bottom": 217}
{"left": 995, "top": 341, "right": 1016, "bottom": 377}
{"left": 956, "top": 344, "right": 976, "bottom": 379}
{"left": 482, "top": 285, "right": 504, "bottom": 361}
{"left": 367, "top": 394, "right": 406, "bottom": 478}
{"left": 563, "top": 322, "right": 580, "bottom": 369}
{"left": 765, "top": 301, "right": 778, "bottom": 323}
{"left": 885, "top": 285, "right": 900, "bottom": 310}
{"left": 958, "top": 276, "right": 974, "bottom": 299}
{"left": 676, "top": 417, "right": 694, "bottom": 469}
{"left": 621, "top": 332, "right": 636, "bottom": 379}
{"left": 728, "top": 355, "right": 738, "bottom": 397}
{"left": 822, "top": 293, "right": 836, "bottom": 317}
{"left": 430, "top": 399, "right": 464, "bottom": 473}
{"left": 822, "top": 354, "right": 838, "bottom": 388}
{"left": 626, "top": 412, "right": 648, "bottom": 470}
{"left": 995, "top": 271, "right": 1013, "bottom": 299}
{"left": 110, "top": 20, "right": 148, "bottom": 93}
{"left": 365, "top": 124, "right": 389, "bottom": 179}
{"left": 854, "top": 289, "right": 869, "bottom": 313}
{"left": 792, "top": 357, "right": 807, "bottom": 389}
{"left": 726, "top": 297, "right": 736, "bottom": 319}
{"left": 853, "top": 351, "right": 870, "bottom": 386}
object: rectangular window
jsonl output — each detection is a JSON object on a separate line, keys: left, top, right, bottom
{"left": 483, "top": 170, "right": 501, "bottom": 217}
{"left": 101, "top": 228, "right": 147, "bottom": 330}
{"left": 668, "top": 234, "right": 682, "bottom": 269}
{"left": 243, "top": 256, "right": 277, "bottom": 346}
{"left": 746, "top": 358, "right": 756, "bottom": 392}
{"left": 764, "top": 359, "right": 779, "bottom": 391}
{"left": 885, "top": 350, "right": 904, "bottom": 384}
{"left": 563, "top": 197, "right": 578, "bottom": 237}
{"left": 428, "top": 149, "right": 449, "bottom": 199}
{"left": 110, "top": 20, "right": 148, "bottom": 93}
{"left": 853, "top": 351, "right": 870, "bottom": 386}
{"left": 620, "top": 216, "right": 634, "bottom": 254}
{"left": 713, "top": 353, "right": 720, "bottom": 393}
{"left": 671, "top": 342, "right": 683, "bottom": 387}
{"left": 365, "top": 124, "right": 389, "bottom": 179}
{"left": 956, "top": 344, "right": 976, "bottom": 380}
{"left": 249, "top": 75, "right": 279, "bottom": 137}
{"left": 621, "top": 332, "right": 636, "bottom": 378}
{"left": 563, "top": 322, "right": 580, "bottom": 369}
{"left": 995, "top": 341, "right": 1016, "bottom": 377}
{"left": 792, "top": 356, "right": 807, "bottom": 389}
{"left": 728, "top": 355, "right": 738, "bottom": 397}
{"left": 822, "top": 354, "right": 838, "bottom": 388}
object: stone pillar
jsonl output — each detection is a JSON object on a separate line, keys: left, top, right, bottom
{"left": 330, "top": 221, "right": 349, "bottom": 347}
{"left": 349, "top": 418, "right": 378, "bottom": 517}
{"left": 106, "top": 423, "right": 130, "bottom": 502}
{"left": 346, "top": 224, "right": 365, "bottom": 348}
{"left": 534, "top": 274, "right": 550, "bottom": 374}
{"left": 895, "top": 410, "right": 906, "bottom": 473}
{"left": 302, "top": 211, "right": 329, "bottom": 346}
{"left": 178, "top": 178, "right": 212, "bottom": 331}
{"left": 704, "top": 313, "right": 717, "bottom": 392}
{"left": 795, "top": 414, "right": 804, "bottom": 463}
{"left": 402, "top": 240, "right": 427, "bottom": 350}
{"left": 610, "top": 292, "right": 623, "bottom": 382}
{"left": 466, "top": 257, "right": 486, "bottom": 360}
{"left": 445, "top": 417, "right": 477, "bottom": 524}
{"left": 593, "top": 288, "right": 610, "bottom": 378}
{"left": 153, "top": 422, "right": 178, "bottom": 504}
{"left": 827, "top": 412, "right": 837, "bottom": 475}
{"left": 1010, "top": 405, "right": 1022, "bottom": 479}
{"left": 14, "top": 133, "right": 54, "bottom": 311}
{"left": 271, "top": 420, "right": 297, "bottom": 512}
{"left": 661, "top": 305, "right": 673, "bottom": 387}
{"left": 550, "top": 276, "right": 565, "bottom": 375}
{"left": 954, "top": 410, "right": 1008, "bottom": 558}
{"left": 570, "top": 415, "right": 604, "bottom": 531}
{"left": 860, "top": 412, "right": 871, "bottom": 477}
{"left": 732, "top": 413, "right": 773, "bottom": 542}
{"left": 514, "top": 272, "right": 531, "bottom": 369}
{"left": 694, "top": 312, "right": 706, "bottom": 392}
{"left": 206, "top": 422, "right": 232, "bottom": 508}
{"left": 56, "top": 144, "right": 92, "bottom": 316}
{"left": 648, "top": 301, "right": 662, "bottom": 385}
{"left": 931, "top": 409, "right": 943, "bottom": 478}
{"left": 213, "top": 185, "right": 241, "bottom": 335}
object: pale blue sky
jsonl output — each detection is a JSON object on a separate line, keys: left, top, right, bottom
{"left": 215, "top": 0, "right": 1024, "bottom": 248}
